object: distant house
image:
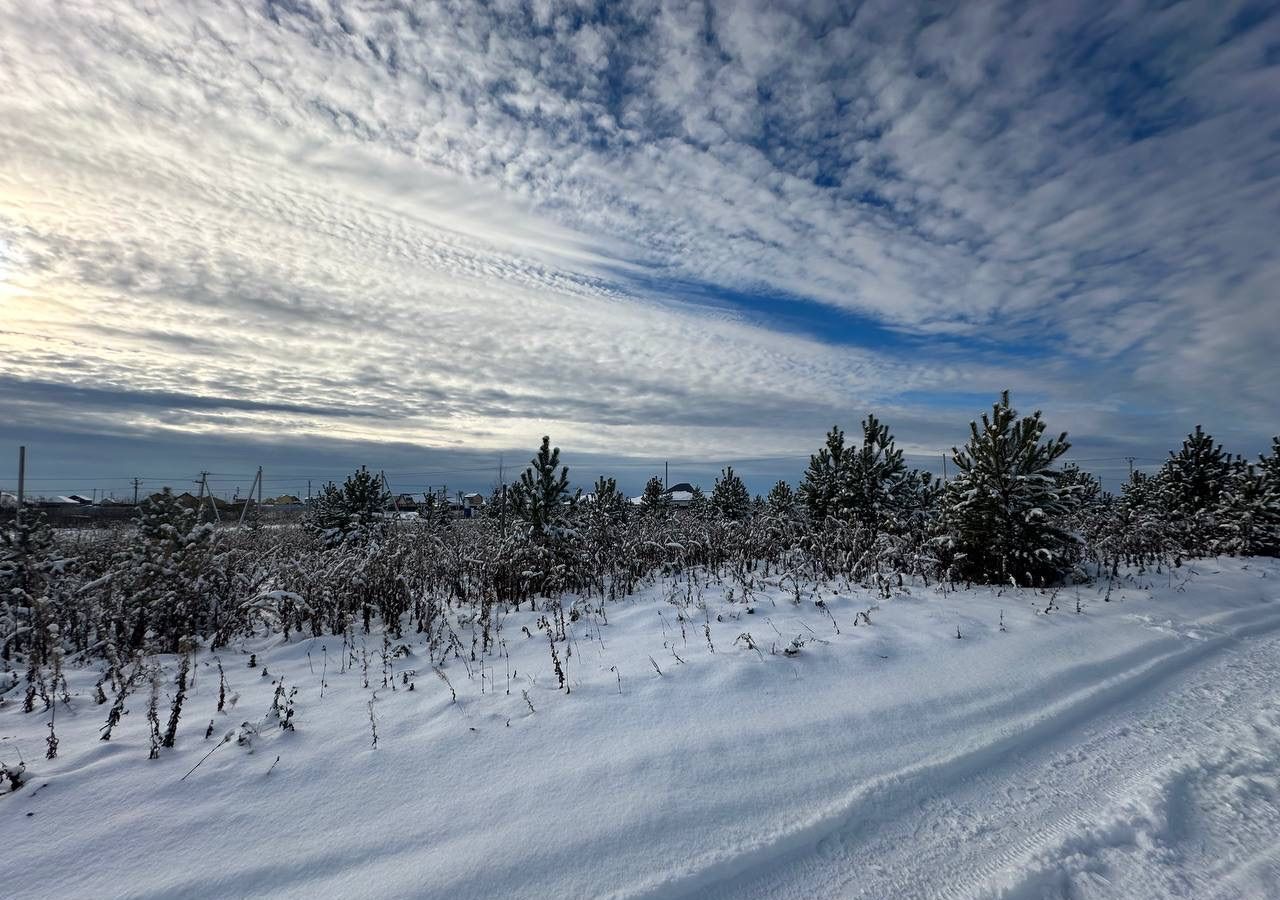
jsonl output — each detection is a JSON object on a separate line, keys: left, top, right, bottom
{"left": 629, "top": 481, "right": 700, "bottom": 508}
{"left": 461, "top": 492, "right": 484, "bottom": 518}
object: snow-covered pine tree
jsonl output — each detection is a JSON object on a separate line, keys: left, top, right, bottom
{"left": 1158, "top": 426, "right": 1235, "bottom": 558}
{"left": 510, "top": 436, "right": 575, "bottom": 536}
{"left": 308, "top": 481, "right": 345, "bottom": 538}
{"left": 112, "top": 487, "right": 216, "bottom": 653}
{"left": 1260, "top": 437, "right": 1280, "bottom": 491}
{"left": 418, "top": 491, "right": 452, "bottom": 531}
{"left": 1214, "top": 462, "right": 1280, "bottom": 557}
{"left": 1257, "top": 438, "right": 1280, "bottom": 557}
{"left": 0, "top": 512, "right": 64, "bottom": 665}
{"left": 580, "top": 476, "right": 627, "bottom": 584}
{"left": 760, "top": 481, "right": 801, "bottom": 562}
{"left": 711, "top": 467, "right": 751, "bottom": 521}
{"left": 687, "top": 484, "right": 707, "bottom": 510}
{"left": 835, "top": 414, "right": 933, "bottom": 535}
{"left": 589, "top": 476, "right": 627, "bottom": 522}
{"left": 935, "top": 392, "right": 1078, "bottom": 585}
{"left": 799, "top": 426, "right": 846, "bottom": 522}
{"left": 343, "top": 467, "right": 392, "bottom": 534}
{"left": 506, "top": 437, "right": 581, "bottom": 599}
{"left": 308, "top": 467, "right": 391, "bottom": 546}
{"left": 1103, "top": 470, "right": 1170, "bottom": 569}
{"left": 638, "top": 476, "right": 669, "bottom": 515}
{"left": 1056, "top": 463, "right": 1106, "bottom": 550}
{"left": 766, "top": 480, "right": 795, "bottom": 514}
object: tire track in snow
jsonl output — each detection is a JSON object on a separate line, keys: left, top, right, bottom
{"left": 630, "top": 601, "right": 1280, "bottom": 900}
{"left": 984, "top": 659, "right": 1280, "bottom": 900}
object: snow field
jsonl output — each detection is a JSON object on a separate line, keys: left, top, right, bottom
{"left": 2, "top": 558, "right": 1279, "bottom": 899}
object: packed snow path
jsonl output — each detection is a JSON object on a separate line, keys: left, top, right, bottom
{"left": 2, "top": 560, "right": 1279, "bottom": 899}
{"left": 677, "top": 599, "right": 1280, "bottom": 899}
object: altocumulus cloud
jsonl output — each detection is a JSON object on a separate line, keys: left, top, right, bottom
{"left": 0, "top": 0, "right": 1276, "bottom": 494}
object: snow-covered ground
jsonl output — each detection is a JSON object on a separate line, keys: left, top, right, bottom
{"left": 3, "top": 559, "right": 1279, "bottom": 899}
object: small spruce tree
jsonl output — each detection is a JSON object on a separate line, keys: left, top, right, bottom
{"left": 799, "top": 426, "right": 846, "bottom": 521}
{"left": 766, "top": 480, "right": 795, "bottom": 514}
{"left": 638, "top": 476, "right": 669, "bottom": 515}
{"left": 711, "top": 467, "right": 751, "bottom": 521}
{"left": 936, "top": 392, "right": 1078, "bottom": 585}
{"left": 835, "top": 414, "right": 932, "bottom": 535}
{"left": 308, "top": 467, "right": 390, "bottom": 546}
{"left": 510, "top": 437, "right": 574, "bottom": 535}
{"left": 1158, "top": 426, "right": 1235, "bottom": 557}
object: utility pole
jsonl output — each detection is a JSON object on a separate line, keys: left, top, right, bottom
{"left": 196, "top": 471, "right": 220, "bottom": 524}
{"left": 382, "top": 471, "right": 399, "bottom": 514}
{"left": 238, "top": 467, "right": 263, "bottom": 526}
{"left": 664, "top": 460, "right": 669, "bottom": 489}
{"left": 15, "top": 445, "right": 25, "bottom": 529}
{"left": 132, "top": 477, "right": 141, "bottom": 506}
{"left": 941, "top": 451, "right": 949, "bottom": 484}
{"left": 307, "top": 479, "right": 311, "bottom": 501}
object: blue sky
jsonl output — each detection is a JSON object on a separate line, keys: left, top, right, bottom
{"left": 0, "top": 0, "right": 1277, "bottom": 498}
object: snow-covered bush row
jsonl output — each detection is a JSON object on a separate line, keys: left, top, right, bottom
{"left": 1, "top": 394, "right": 1277, "bottom": 682}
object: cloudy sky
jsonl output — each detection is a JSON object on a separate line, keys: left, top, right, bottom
{"left": 1, "top": 0, "right": 1277, "bottom": 499}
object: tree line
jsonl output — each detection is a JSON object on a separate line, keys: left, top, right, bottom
{"left": 2, "top": 392, "right": 1277, "bottom": 673}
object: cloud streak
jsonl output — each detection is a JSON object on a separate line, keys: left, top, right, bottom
{"left": 0, "top": 0, "right": 1276, "bottom": 492}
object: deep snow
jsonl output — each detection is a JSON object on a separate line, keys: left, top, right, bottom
{"left": 2, "top": 559, "right": 1279, "bottom": 899}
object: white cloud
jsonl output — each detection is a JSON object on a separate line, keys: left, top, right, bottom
{"left": 0, "top": 0, "right": 1275, "bottom": 469}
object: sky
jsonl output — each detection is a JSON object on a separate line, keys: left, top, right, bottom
{"left": 1, "top": 0, "right": 1277, "bottom": 500}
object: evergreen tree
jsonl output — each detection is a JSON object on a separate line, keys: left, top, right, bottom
{"left": 1105, "top": 471, "right": 1170, "bottom": 568}
{"left": 835, "top": 414, "right": 932, "bottom": 534}
{"left": 309, "top": 482, "right": 344, "bottom": 535}
{"left": 504, "top": 437, "right": 581, "bottom": 600}
{"left": 114, "top": 488, "right": 216, "bottom": 652}
{"left": 1215, "top": 462, "right": 1280, "bottom": 557}
{"left": 1057, "top": 463, "right": 1106, "bottom": 544}
{"left": 799, "top": 426, "right": 846, "bottom": 521}
{"left": 638, "top": 476, "right": 669, "bottom": 515}
{"left": 0, "top": 513, "right": 65, "bottom": 664}
{"left": 308, "top": 467, "right": 390, "bottom": 546}
{"left": 582, "top": 476, "right": 628, "bottom": 568}
{"left": 712, "top": 467, "right": 751, "bottom": 521}
{"left": 1258, "top": 437, "right": 1280, "bottom": 557}
{"left": 936, "top": 392, "right": 1078, "bottom": 585}
{"left": 418, "top": 491, "right": 452, "bottom": 531}
{"left": 766, "top": 480, "right": 795, "bottom": 514}
{"left": 589, "top": 476, "right": 627, "bottom": 522}
{"left": 1159, "top": 426, "right": 1235, "bottom": 557}
{"left": 510, "top": 436, "right": 574, "bottom": 535}
{"left": 1259, "top": 437, "right": 1280, "bottom": 499}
